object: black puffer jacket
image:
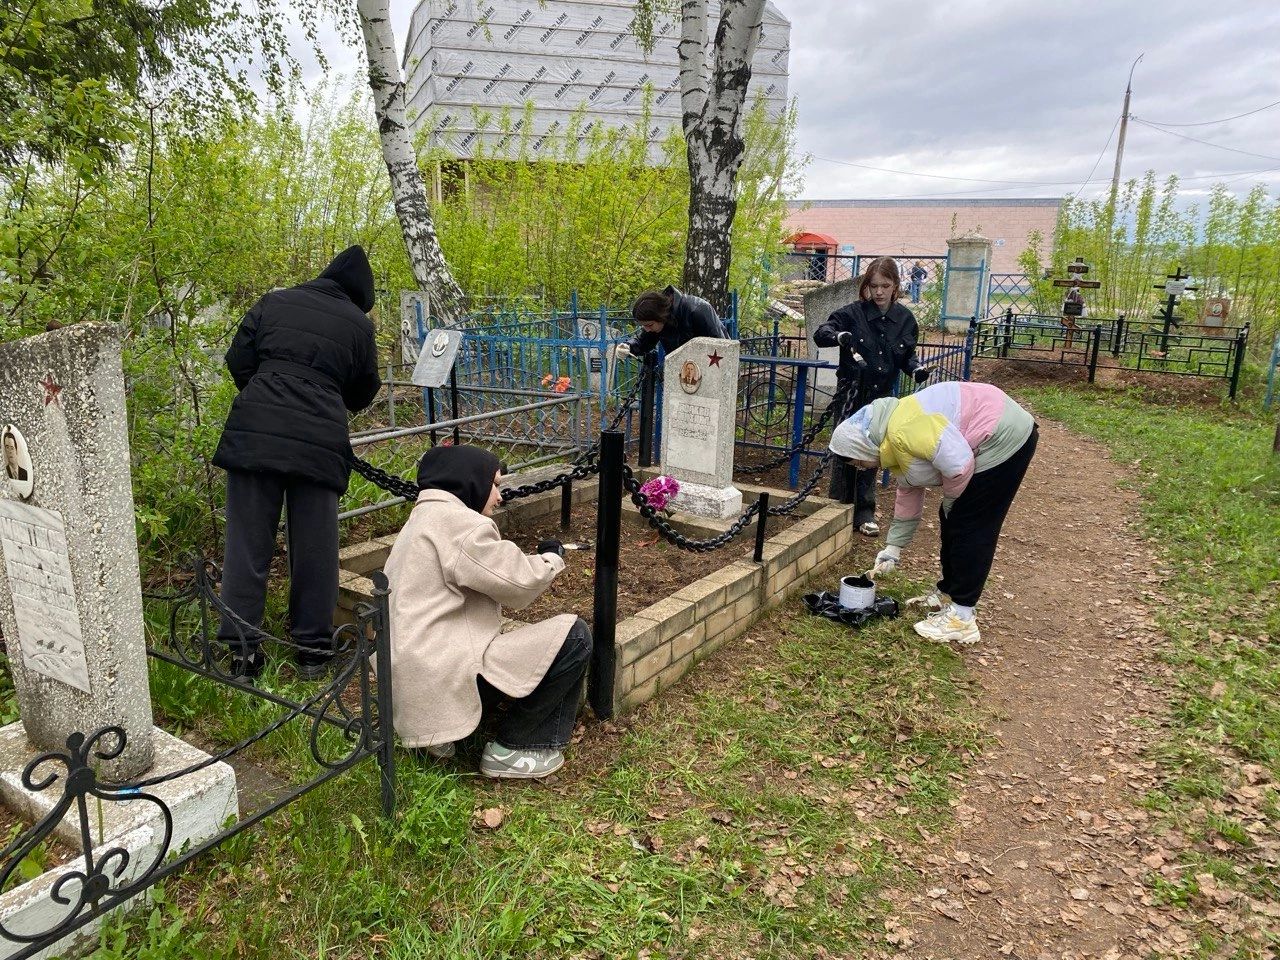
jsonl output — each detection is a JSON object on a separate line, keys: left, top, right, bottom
{"left": 212, "top": 246, "right": 381, "bottom": 493}
{"left": 625, "top": 285, "right": 728, "bottom": 355}
{"left": 813, "top": 299, "right": 920, "bottom": 409}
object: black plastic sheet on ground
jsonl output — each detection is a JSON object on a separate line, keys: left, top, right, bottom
{"left": 802, "top": 591, "right": 900, "bottom": 628}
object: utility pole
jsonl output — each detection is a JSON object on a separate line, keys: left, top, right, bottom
{"left": 1108, "top": 54, "right": 1143, "bottom": 210}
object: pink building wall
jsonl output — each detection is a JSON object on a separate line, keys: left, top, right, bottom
{"left": 784, "top": 198, "right": 1061, "bottom": 274}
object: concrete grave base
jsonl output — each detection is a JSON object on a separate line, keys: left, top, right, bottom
{"left": 668, "top": 481, "right": 744, "bottom": 520}
{"left": 0, "top": 725, "right": 237, "bottom": 959}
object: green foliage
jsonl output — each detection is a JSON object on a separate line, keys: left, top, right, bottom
{"left": 422, "top": 93, "right": 800, "bottom": 327}
{"left": 1041, "top": 175, "right": 1280, "bottom": 355}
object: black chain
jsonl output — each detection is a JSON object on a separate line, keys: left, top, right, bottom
{"left": 736, "top": 380, "right": 853, "bottom": 475}
{"left": 765, "top": 452, "right": 834, "bottom": 516}
{"left": 621, "top": 464, "right": 761, "bottom": 552}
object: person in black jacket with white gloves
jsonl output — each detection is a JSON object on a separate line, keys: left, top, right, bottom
{"left": 212, "top": 245, "right": 382, "bottom": 678}
{"left": 813, "top": 257, "right": 931, "bottom": 537}
{"left": 614, "top": 285, "right": 729, "bottom": 361}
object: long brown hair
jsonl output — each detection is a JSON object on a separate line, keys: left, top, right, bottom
{"left": 858, "top": 257, "right": 901, "bottom": 304}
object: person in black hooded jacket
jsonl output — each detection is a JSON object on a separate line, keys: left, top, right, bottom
{"left": 614, "top": 285, "right": 729, "bottom": 360}
{"left": 212, "top": 245, "right": 381, "bottom": 678}
{"left": 813, "top": 257, "right": 931, "bottom": 537}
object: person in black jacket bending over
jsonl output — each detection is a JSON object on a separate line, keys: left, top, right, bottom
{"left": 614, "top": 285, "right": 729, "bottom": 360}
{"left": 212, "top": 245, "right": 382, "bottom": 679}
{"left": 813, "top": 257, "right": 931, "bottom": 538}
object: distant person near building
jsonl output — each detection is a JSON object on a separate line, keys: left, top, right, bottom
{"left": 908, "top": 262, "right": 927, "bottom": 303}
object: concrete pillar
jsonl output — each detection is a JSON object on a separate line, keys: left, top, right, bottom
{"left": 942, "top": 235, "right": 993, "bottom": 334}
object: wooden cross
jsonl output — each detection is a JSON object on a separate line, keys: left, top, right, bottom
{"left": 1051, "top": 258, "right": 1101, "bottom": 347}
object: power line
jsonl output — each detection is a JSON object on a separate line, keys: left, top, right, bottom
{"left": 1073, "top": 113, "right": 1121, "bottom": 199}
{"left": 1137, "top": 98, "right": 1280, "bottom": 127}
{"left": 1131, "top": 118, "right": 1280, "bottom": 163}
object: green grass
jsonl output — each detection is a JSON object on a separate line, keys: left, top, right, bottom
{"left": 1020, "top": 385, "right": 1280, "bottom": 955}
{"left": 86, "top": 595, "right": 983, "bottom": 959}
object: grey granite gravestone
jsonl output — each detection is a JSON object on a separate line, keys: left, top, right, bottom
{"left": 410, "top": 328, "right": 463, "bottom": 389}
{"left": 0, "top": 324, "right": 154, "bottom": 782}
{"left": 660, "top": 337, "right": 742, "bottom": 519}
{"left": 576, "top": 318, "right": 623, "bottom": 394}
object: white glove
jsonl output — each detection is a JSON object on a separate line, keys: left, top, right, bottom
{"left": 867, "top": 545, "right": 901, "bottom": 579}
{"left": 614, "top": 342, "right": 633, "bottom": 360}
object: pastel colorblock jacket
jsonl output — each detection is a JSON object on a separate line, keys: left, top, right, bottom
{"left": 831, "top": 382, "right": 1034, "bottom": 548}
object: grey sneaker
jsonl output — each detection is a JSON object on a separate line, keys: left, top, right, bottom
{"left": 479, "top": 742, "right": 564, "bottom": 779}
{"left": 424, "top": 741, "right": 456, "bottom": 760}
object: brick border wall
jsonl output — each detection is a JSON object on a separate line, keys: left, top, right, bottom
{"left": 610, "top": 500, "right": 852, "bottom": 714}
{"left": 336, "top": 479, "right": 857, "bottom": 716}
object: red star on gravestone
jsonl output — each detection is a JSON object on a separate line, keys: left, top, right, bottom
{"left": 40, "top": 373, "right": 62, "bottom": 407}
{"left": 707, "top": 351, "right": 723, "bottom": 367}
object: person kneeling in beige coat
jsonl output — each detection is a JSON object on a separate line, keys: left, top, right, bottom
{"left": 383, "top": 445, "right": 591, "bottom": 779}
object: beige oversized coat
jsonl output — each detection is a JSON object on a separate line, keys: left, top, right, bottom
{"left": 382, "top": 489, "right": 577, "bottom": 748}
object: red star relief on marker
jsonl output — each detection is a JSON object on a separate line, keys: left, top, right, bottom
{"left": 707, "top": 351, "right": 723, "bottom": 367}
{"left": 40, "top": 374, "right": 62, "bottom": 407}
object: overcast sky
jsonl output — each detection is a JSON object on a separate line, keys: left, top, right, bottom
{"left": 301, "top": 0, "right": 1280, "bottom": 204}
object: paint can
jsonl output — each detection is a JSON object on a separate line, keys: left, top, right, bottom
{"left": 838, "top": 574, "right": 876, "bottom": 610}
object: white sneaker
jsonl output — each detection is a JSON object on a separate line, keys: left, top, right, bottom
{"left": 905, "top": 589, "right": 950, "bottom": 612}
{"left": 424, "top": 741, "right": 456, "bottom": 760}
{"left": 913, "top": 606, "right": 981, "bottom": 645}
{"left": 479, "top": 742, "right": 564, "bottom": 779}
{"left": 857, "top": 520, "right": 880, "bottom": 537}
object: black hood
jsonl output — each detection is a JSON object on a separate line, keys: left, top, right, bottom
{"left": 416, "top": 445, "right": 502, "bottom": 513}
{"left": 318, "top": 245, "right": 375, "bottom": 313}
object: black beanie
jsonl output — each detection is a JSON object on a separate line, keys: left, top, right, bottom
{"left": 415, "top": 445, "right": 502, "bottom": 513}
{"left": 318, "top": 245, "right": 376, "bottom": 313}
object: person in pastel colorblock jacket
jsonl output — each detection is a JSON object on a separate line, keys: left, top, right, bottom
{"left": 383, "top": 445, "right": 591, "bottom": 780}
{"left": 829, "top": 381, "right": 1039, "bottom": 646}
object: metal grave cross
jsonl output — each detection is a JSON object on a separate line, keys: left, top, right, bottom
{"left": 1051, "top": 257, "right": 1101, "bottom": 347}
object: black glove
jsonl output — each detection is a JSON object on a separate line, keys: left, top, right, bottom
{"left": 836, "top": 331, "right": 854, "bottom": 349}
{"left": 912, "top": 366, "right": 932, "bottom": 384}
{"left": 536, "top": 539, "right": 565, "bottom": 558}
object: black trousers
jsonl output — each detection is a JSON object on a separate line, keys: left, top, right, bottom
{"left": 937, "top": 426, "right": 1038, "bottom": 607}
{"left": 828, "top": 459, "right": 878, "bottom": 526}
{"left": 217, "top": 469, "right": 339, "bottom": 655}
{"left": 478, "top": 618, "right": 591, "bottom": 750}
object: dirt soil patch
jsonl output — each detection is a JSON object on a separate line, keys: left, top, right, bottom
{"left": 873, "top": 413, "right": 1202, "bottom": 958}
{"left": 507, "top": 502, "right": 797, "bottom": 624}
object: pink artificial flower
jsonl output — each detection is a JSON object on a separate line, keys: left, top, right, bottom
{"left": 639, "top": 475, "right": 680, "bottom": 512}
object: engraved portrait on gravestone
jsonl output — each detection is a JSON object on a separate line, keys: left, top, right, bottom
{"left": 679, "top": 360, "right": 702, "bottom": 394}
{"left": 2, "top": 424, "right": 34, "bottom": 500}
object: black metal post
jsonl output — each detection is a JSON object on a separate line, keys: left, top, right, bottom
{"left": 426, "top": 387, "right": 438, "bottom": 447}
{"left": 589, "top": 430, "right": 623, "bottom": 719}
{"left": 371, "top": 571, "right": 396, "bottom": 819}
{"left": 638, "top": 354, "right": 657, "bottom": 468}
{"left": 1088, "top": 326, "right": 1102, "bottom": 383}
{"left": 753, "top": 493, "right": 770, "bottom": 563}
{"left": 449, "top": 367, "right": 462, "bottom": 445}
{"left": 1001, "top": 308, "right": 1013, "bottom": 358}
{"left": 1159, "top": 294, "right": 1178, "bottom": 354}
{"left": 1229, "top": 326, "right": 1248, "bottom": 400}
{"left": 1111, "top": 314, "right": 1124, "bottom": 356}
{"left": 560, "top": 478, "right": 573, "bottom": 530}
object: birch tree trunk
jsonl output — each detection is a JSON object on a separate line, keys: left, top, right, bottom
{"left": 357, "top": 0, "right": 465, "bottom": 322}
{"left": 679, "top": 0, "right": 766, "bottom": 315}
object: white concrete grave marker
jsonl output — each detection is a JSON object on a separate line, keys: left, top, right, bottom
{"left": 660, "top": 337, "right": 743, "bottom": 519}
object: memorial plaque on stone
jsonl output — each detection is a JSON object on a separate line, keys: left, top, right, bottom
{"left": 660, "top": 337, "right": 742, "bottom": 519}
{"left": 400, "top": 290, "right": 429, "bottom": 365}
{"left": 410, "top": 328, "right": 463, "bottom": 389}
{"left": 0, "top": 324, "right": 155, "bottom": 781}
